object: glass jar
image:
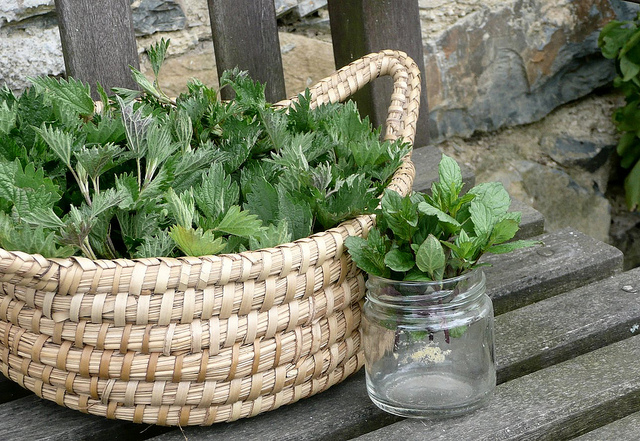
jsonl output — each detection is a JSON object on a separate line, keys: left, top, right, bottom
{"left": 362, "top": 270, "right": 495, "bottom": 418}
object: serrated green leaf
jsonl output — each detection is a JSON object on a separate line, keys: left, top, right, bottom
{"left": 29, "top": 76, "right": 95, "bottom": 116}
{"left": 277, "top": 185, "right": 313, "bottom": 241}
{"left": 344, "top": 229, "right": 389, "bottom": 278}
{"left": 147, "top": 38, "right": 170, "bottom": 79}
{"left": 0, "top": 101, "right": 17, "bottom": 135}
{"left": 134, "top": 231, "right": 175, "bottom": 258}
{"left": 165, "top": 188, "right": 195, "bottom": 228}
{"left": 437, "top": 154, "right": 463, "bottom": 207}
{"left": 384, "top": 248, "right": 415, "bottom": 272}
{"left": 168, "top": 225, "right": 227, "bottom": 257}
{"left": 470, "top": 200, "right": 495, "bottom": 240}
{"left": 417, "top": 201, "right": 461, "bottom": 228}
{"left": 468, "top": 182, "right": 511, "bottom": 217}
{"left": 34, "top": 124, "right": 75, "bottom": 167}
{"left": 415, "top": 234, "right": 446, "bottom": 278}
{"left": 490, "top": 218, "right": 520, "bottom": 245}
{"left": 249, "top": 219, "right": 291, "bottom": 250}
{"left": 213, "top": 205, "right": 264, "bottom": 238}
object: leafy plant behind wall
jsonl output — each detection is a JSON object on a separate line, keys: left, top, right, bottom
{"left": 599, "top": 12, "right": 640, "bottom": 211}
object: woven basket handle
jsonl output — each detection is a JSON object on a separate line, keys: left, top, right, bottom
{"left": 275, "top": 49, "right": 422, "bottom": 146}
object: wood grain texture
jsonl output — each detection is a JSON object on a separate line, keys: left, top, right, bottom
{"left": 495, "top": 267, "right": 640, "bottom": 383}
{"left": 355, "top": 335, "right": 640, "bottom": 440}
{"left": 55, "top": 0, "right": 139, "bottom": 97}
{"left": 327, "top": 0, "right": 431, "bottom": 147}
{"left": 483, "top": 228, "right": 623, "bottom": 315}
{"left": 207, "top": 0, "right": 286, "bottom": 102}
{"left": 574, "top": 411, "right": 640, "bottom": 440}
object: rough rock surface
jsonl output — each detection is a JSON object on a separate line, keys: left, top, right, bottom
{"left": 420, "top": 0, "right": 638, "bottom": 141}
{"left": 439, "top": 92, "right": 622, "bottom": 244}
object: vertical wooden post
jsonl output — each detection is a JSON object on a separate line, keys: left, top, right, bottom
{"left": 327, "top": 0, "right": 430, "bottom": 147}
{"left": 207, "top": 0, "right": 287, "bottom": 103}
{"left": 55, "top": 0, "right": 140, "bottom": 98}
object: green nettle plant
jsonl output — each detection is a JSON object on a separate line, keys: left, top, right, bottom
{"left": 345, "top": 154, "right": 539, "bottom": 282}
{"left": 0, "top": 39, "right": 410, "bottom": 259}
{"left": 598, "top": 12, "right": 640, "bottom": 211}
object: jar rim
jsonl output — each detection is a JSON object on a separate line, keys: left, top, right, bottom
{"left": 365, "top": 269, "right": 486, "bottom": 309}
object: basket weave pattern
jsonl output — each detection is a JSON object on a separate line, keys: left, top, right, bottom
{"left": 0, "top": 50, "right": 420, "bottom": 425}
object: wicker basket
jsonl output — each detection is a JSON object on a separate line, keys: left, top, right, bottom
{"left": 0, "top": 50, "right": 420, "bottom": 426}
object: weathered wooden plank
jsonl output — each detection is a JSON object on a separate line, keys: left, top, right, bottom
{"left": 327, "top": 0, "right": 431, "bottom": 147}
{"left": 483, "top": 228, "right": 623, "bottom": 315}
{"left": 355, "top": 335, "right": 640, "bottom": 440}
{"left": 207, "top": 0, "right": 286, "bottom": 103}
{"left": 495, "top": 267, "right": 640, "bottom": 383}
{"left": 574, "top": 411, "right": 640, "bottom": 440}
{"left": 0, "top": 394, "right": 169, "bottom": 441}
{"left": 54, "top": 0, "right": 139, "bottom": 97}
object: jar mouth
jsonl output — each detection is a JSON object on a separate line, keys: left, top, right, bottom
{"left": 365, "top": 270, "right": 486, "bottom": 309}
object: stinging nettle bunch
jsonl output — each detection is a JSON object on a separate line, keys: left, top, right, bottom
{"left": 345, "top": 154, "right": 539, "bottom": 282}
{"left": 0, "top": 39, "right": 410, "bottom": 260}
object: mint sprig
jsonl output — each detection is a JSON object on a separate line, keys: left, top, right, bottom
{"left": 345, "top": 154, "right": 539, "bottom": 281}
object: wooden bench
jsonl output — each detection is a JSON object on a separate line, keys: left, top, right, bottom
{"left": 2, "top": 1, "right": 640, "bottom": 439}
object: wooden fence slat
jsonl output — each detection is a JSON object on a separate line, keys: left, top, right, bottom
{"left": 54, "top": 0, "right": 140, "bottom": 97}
{"left": 207, "top": 0, "right": 286, "bottom": 103}
{"left": 327, "top": 0, "right": 431, "bottom": 147}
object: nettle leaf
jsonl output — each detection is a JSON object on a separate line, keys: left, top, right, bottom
{"left": 277, "top": 185, "right": 313, "bottom": 241}
{"left": 74, "top": 143, "right": 125, "bottom": 181}
{"left": 165, "top": 188, "right": 195, "bottom": 228}
{"left": 118, "top": 97, "right": 152, "bottom": 157}
{"left": 168, "top": 225, "right": 227, "bottom": 257}
{"left": 384, "top": 248, "right": 415, "bottom": 273}
{"left": 415, "top": 234, "right": 446, "bottom": 279}
{"left": 244, "top": 177, "right": 279, "bottom": 225}
{"left": 0, "top": 101, "right": 17, "bottom": 135}
{"left": 34, "top": 125, "right": 75, "bottom": 167}
{"left": 194, "top": 163, "right": 240, "bottom": 221}
{"left": 134, "top": 231, "right": 175, "bottom": 259}
{"left": 249, "top": 219, "right": 291, "bottom": 250}
{"left": 213, "top": 205, "right": 264, "bottom": 238}
{"left": 29, "top": 76, "right": 94, "bottom": 116}
{"left": 147, "top": 38, "right": 170, "bottom": 79}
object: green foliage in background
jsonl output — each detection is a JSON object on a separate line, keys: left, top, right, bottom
{"left": 599, "top": 12, "right": 640, "bottom": 211}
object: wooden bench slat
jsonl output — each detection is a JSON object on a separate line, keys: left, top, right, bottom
{"left": 483, "top": 228, "right": 623, "bottom": 315}
{"left": 207, "top": 0, "right": 286, "bottom": 102}
{"left": 54, "top": 0, "right": 140, "bottom": 97}
{"left": 573, "top": 410, "right": 640, "bottom": 440}
{"left": 356, "top": 334, "right": 640, "bottom": 440}
{"left": 0, "top": 394, "right": 170, "bottom": 441}
{"left": 495, "top": 267, "right": 640, "bottom": 383}
{"left": 327, "top": 0, "right": 431, "bottom": 147}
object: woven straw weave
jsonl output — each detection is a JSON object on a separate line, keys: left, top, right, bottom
{"left": 0, "top": 50, "right": 420, "bottom": 426}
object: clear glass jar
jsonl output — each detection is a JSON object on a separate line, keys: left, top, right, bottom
{"left": 362, "top": 270, "right": 495, "bottom": 418}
